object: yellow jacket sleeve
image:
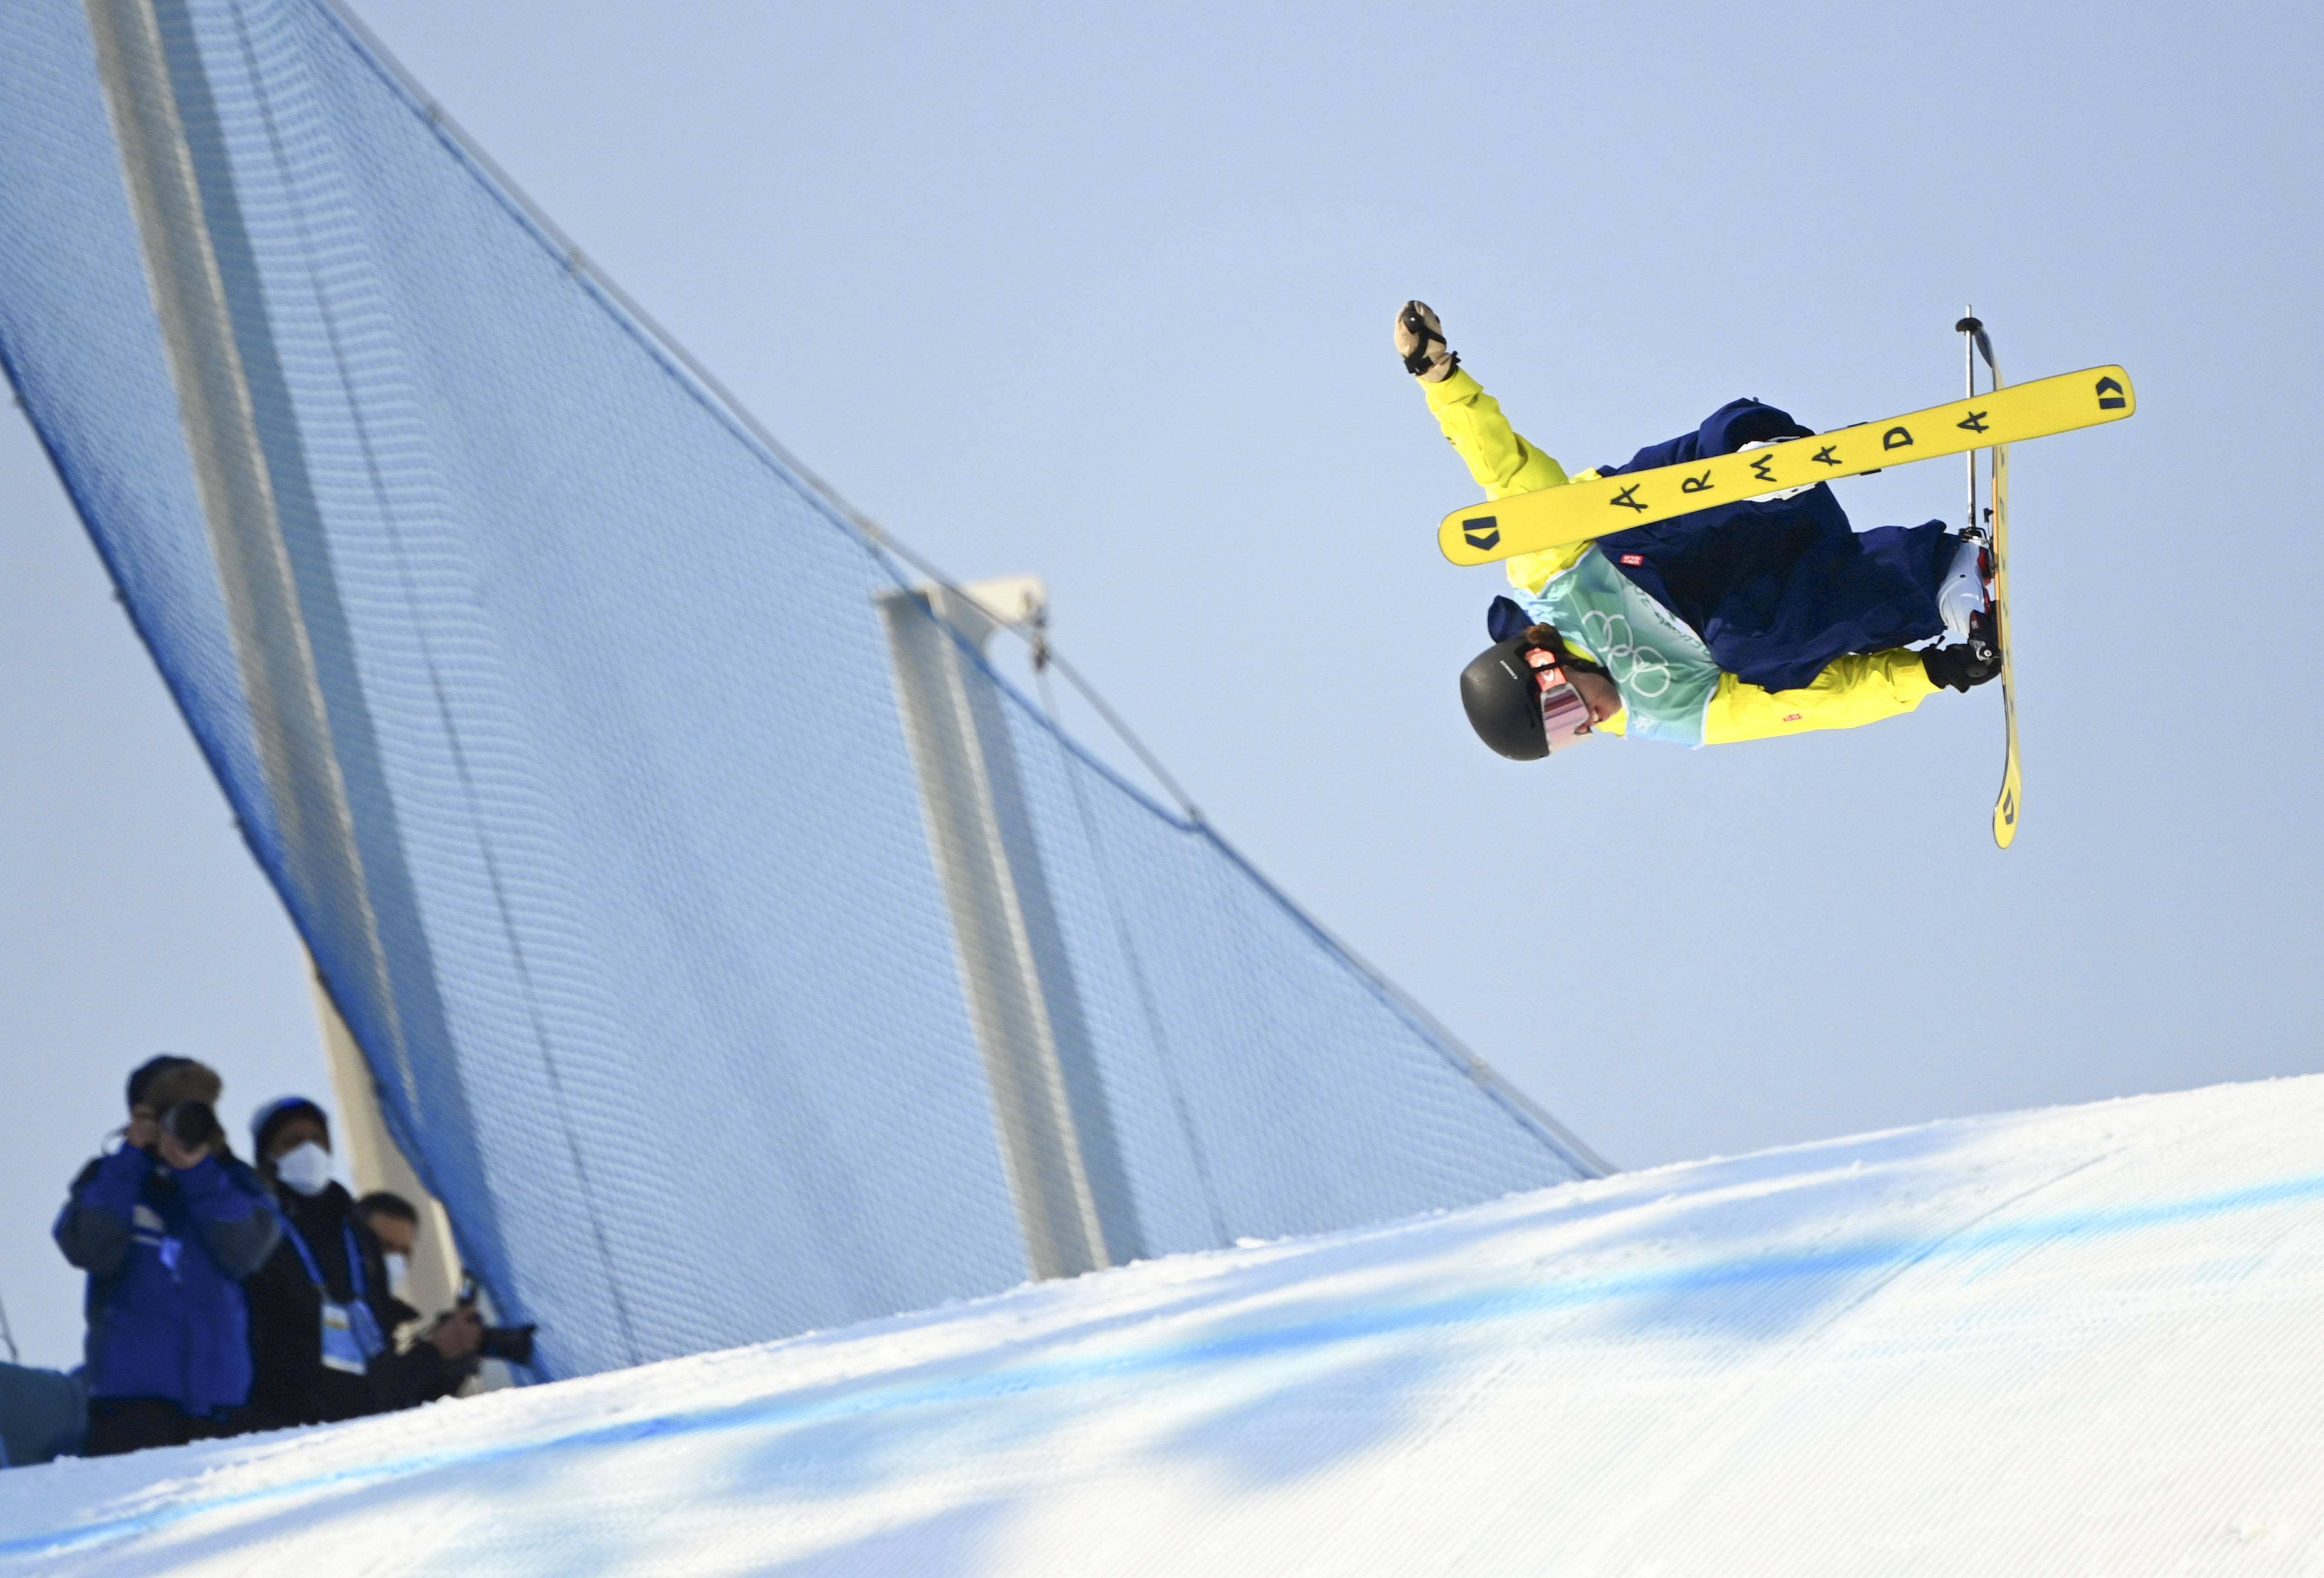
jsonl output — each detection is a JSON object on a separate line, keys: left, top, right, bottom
{"left": 1701, "top": 650, "right": 1937, "bottom": 744}
{"left": 1422, "top": 369, "right": 1569, "bottom": 499}
{"left": 1420, "top": 369, "right": 1598, "bottom": 593}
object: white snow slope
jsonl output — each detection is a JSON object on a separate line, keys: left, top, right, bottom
{"left": 7, "top": 1074, "right": 2324, "bottom": 1576}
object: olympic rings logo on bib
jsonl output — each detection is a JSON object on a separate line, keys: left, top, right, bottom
{"left": 1579, "top": 610, "right": 1672, "bottom": 698}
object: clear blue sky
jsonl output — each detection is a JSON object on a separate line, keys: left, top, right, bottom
{"left": 6, "top": 0, "right": 2320, "bottom": 1370}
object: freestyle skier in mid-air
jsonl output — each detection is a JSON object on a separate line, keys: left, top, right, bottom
{"left": 1397, "top": 302, "right": 2003, "bottom": 759}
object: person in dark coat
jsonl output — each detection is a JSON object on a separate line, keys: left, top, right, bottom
{"left": 53, "top": 1056, "right": 281, "bottom": 1456}
{"left": 238, "top": 1098, "right": 480, "bottom": 1433}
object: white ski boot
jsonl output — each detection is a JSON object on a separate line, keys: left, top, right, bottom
{"left": 1935, "top": 535, "right": 1991, "bottom": 644}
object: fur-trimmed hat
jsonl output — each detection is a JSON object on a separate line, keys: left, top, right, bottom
{"left": 125, "top": 1055, "right": 222, "bottom": 1113}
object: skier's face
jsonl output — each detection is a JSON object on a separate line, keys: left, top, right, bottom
{"left": 1523, "top": 645, "right": 1615, "bottom": 750}
{"left": 1570, "top": 671, "right": 1623, "bottom": 728}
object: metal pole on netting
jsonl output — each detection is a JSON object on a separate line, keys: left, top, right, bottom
{"left": 877, "top": 581, "right": 1146, "bottom": 1280}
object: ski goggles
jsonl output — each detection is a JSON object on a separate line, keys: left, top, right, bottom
{"left": 1523, "top": 647, "right": 1595, "bottom": 753}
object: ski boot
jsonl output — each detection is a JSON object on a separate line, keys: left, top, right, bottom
{"left": 1936, "top": 535, "right": 1993, "bottom": 644}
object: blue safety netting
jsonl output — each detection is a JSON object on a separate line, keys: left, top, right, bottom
{"left": 0, "top": 0, "right": 1598, "bottom": 1380}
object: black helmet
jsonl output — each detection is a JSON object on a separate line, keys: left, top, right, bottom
{"left": 1460, "top": 632, "right": 1599, "bottom": 760}
{"left": 1461, "top": 638, "right": 1549, "bottom": 759}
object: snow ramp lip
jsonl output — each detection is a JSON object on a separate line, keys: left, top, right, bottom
{"left": 9, "top": 1163, "right": 2323, "bottom": 1564}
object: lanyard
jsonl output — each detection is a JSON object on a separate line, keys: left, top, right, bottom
{"left": 278, "top": 1210, "right": 369, "bottom": 1304}
{"left": 277, "top": 1208, "right": 386, "bottom": 1376}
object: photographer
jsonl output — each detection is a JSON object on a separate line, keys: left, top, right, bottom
{"left": 240, "top": 1100, "right": 483, "bottom": 1432}
{"left": 353, "top": 1193, "right": 536, "bottom": 1387}
{"left": 52, "top": 1056, "right": 281, "bottom": 1456}
{"left": 348, "top": 1192, "right": 424, "bottom": 1305}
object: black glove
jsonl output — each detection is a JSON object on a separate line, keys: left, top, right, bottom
{"left": 1922, "top": 642, "right": 2002, "bottom": 692}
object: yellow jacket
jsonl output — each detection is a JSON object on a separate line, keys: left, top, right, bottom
{"left": 1423, "top": 370, "right": 1936, "bottom": 744}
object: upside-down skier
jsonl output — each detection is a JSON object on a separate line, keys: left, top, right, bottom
{"left": 1397, "top": 302, "right": 2003, "bottom": 760}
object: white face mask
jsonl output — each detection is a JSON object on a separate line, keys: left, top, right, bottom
{"left": 273, "top": 1140, "right": 334, "bottom": 1197}
{"left": 383, "top": 1252, "right": 410, "bottom": 1296}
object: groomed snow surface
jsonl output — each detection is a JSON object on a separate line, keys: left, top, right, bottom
{"left": 7, "top": 1075, "right": 2323, "bottom": 1576}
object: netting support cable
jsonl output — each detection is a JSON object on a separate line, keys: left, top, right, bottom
{"left": 310, "top": 0, "right": 1205, "bottom": 833}
{"left": 215, "top": 0, "right": 643, "bottom": 1364}
{"left": 1017, "top": 642, "right": 1203, "bottom": 828}
{"left": 909, "top": 565, "right": 1609, "bottom": 1183}
{"left": 82, "top": 0, "right": 437, "bottom": 1154}
{"left": 179, "top": 0, "right": 1601, "bottom": 1246}
{"left": 968, "top": 612, "right": 1613, "bottom": 1181}
{"left": 76, "top": 0, "right": 640, "bottom": 1365}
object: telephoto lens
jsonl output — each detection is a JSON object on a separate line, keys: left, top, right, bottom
{"left": 159, "top": 1100, "right": 223, "bottom": 1152}
{"left": 477, "top": 1323, "right": 537, "bottom": 1367}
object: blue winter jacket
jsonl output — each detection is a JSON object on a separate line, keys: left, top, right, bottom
{"left": 53, "top": 1147, "right": 281, "bottom": 1418}
{"left": 1589, "top": 399, "right": 1954, "bottom": 692}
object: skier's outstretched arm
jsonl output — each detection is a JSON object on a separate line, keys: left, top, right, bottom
{"left": 1701, "top": 650, "right": 1937, "bottom": 744}
{"left": 1399, "top": 302, "right": 1598, "bottom": 590}
{"left": 1421, "top": 370, "right": 1572, "bottom": 500}
{"left": 1397, "top": 302, "right": 1572, "bottom": 499}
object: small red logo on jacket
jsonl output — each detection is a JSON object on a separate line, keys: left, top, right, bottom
{"left": 1619, "top": 553, "right": 1644, "bottom": 566}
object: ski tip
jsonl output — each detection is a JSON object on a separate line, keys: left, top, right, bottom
{"left": 1439, "top": 507, "right": 1506, "bottom": 565}
{"left": 1992, "top": 767, "right": 2021, "bottom": 849}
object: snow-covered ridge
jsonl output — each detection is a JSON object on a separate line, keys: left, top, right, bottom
{"left": 8, "top": 1075, "right": 2324, "bottom": 1575}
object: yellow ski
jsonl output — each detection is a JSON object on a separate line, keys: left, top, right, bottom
{"left": 1437, "top": 364, "right": 2134, "bottom": 566}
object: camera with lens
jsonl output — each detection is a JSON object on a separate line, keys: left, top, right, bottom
{"left": 158, "top": 1100, "right": 223, "bottom": 1153}
{"left": 476, "top": 1323, "right": 536, "bottom": 1365}
{"left": 456, "top": 1271, "right": 538, "bottom": 1367}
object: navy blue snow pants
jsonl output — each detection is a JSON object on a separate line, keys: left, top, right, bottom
{"left": 1568, "top": 399, "right": 1955, "bottom": 693}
